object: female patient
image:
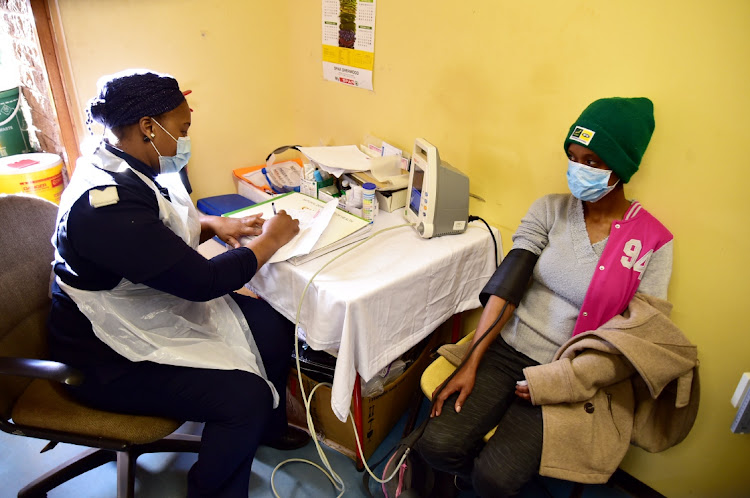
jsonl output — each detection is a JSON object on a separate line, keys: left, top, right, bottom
{"left": 418, "top": 97, "right": 678, "bottom": 496}
{"left": 49, "top": 69, "right": 305, "bottom": 497}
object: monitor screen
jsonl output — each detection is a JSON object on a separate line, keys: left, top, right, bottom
{"left": 409, "top": 165, "right": 424, "bottom": 215}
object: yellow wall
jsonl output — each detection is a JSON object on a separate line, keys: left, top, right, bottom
{"left": 55, "top": 1, "right": 750, "bottom": 495}
{"left": 54, "top": 0, "right": 298, "bottom": 197}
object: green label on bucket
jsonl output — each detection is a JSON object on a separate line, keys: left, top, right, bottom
{"left": 0, "top": 86, "right": 33, "bottom": 157}
{"left": 0, "top": 99, "right": 17, "bottom": 120}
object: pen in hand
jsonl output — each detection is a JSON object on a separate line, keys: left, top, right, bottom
{"left": 272, "top": 202, "right": 277, "bottom": 215}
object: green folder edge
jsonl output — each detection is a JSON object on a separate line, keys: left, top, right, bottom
{"left": 221, "top": 192, "right": 370, "bottom": 223}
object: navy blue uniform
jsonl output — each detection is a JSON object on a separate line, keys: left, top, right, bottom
{"left": 50, "top": 144, "right": 294, "bottom": 497}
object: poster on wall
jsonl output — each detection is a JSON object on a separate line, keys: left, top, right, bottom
{"left": 322, "top": 0, "right": 376, "bottom": 91}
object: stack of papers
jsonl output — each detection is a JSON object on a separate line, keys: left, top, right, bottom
{"left": 298, "top": 145, "right": 409, "bottom": 190}
{"left": 224, "top": 192, "right": 372, "bottom": 265}
{"left": 298, "top": 145, "right": 372, "bottom": 176}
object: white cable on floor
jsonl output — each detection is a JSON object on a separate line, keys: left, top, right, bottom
{"left": 271, "top": 223, "right": 414, "bottom": 498}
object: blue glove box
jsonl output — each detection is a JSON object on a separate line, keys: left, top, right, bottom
{"left": 196, "top": 194, "right": 255, "bottom": 216}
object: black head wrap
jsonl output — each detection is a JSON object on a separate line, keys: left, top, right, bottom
{"left": 86, "top": 69, "right": 185, "bottom": 133}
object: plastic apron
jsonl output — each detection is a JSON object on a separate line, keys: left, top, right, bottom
{"left": 54, "top": 145, "right": 278, "bottom": 407}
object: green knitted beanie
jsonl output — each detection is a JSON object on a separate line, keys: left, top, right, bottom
{"left": 563, "top": 97, "right": 655, "bottom": 183}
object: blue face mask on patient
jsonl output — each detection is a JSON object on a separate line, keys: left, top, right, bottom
{"left": 150, "top": 119, "right": 191, "bottom": 174}
{"left": 566, "top": 160, "right": 618, "bottom": 202}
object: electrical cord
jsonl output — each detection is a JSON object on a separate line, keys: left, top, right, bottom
{"left": 469, "top": 215, "right": 499, "bottom": 268}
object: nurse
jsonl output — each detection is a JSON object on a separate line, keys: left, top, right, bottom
{"left": 49, "top": 69, "right": 306, "bottom": 497}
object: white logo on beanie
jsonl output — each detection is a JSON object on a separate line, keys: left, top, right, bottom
{"left": 570, "top": 126, "right": 595, "bottom": 146}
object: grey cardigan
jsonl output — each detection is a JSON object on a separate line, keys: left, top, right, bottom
{"left": 500, "top": 194, "right": 673, "bottom": 364}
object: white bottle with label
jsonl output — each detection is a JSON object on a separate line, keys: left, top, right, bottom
{"left": 362, "top": 182, "right": 377, "bottom": 222}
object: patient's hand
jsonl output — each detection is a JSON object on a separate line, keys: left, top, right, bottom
{"left": 431, "top": 366, "right": 476, "bottom": 418}
{"left": 515, "top": 382, "right": 531, "bottom": 401}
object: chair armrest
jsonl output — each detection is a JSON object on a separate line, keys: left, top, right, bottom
{"left": 0, "top": 357, "right": 84, "bottom": 386}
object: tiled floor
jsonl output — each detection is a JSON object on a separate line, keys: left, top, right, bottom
{"left": 0, "top": 401, "right": 634, "bottom": 497}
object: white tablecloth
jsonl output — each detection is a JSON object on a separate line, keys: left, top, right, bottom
{"left": 247, "top": 210, "right": 500, "bottom": 421}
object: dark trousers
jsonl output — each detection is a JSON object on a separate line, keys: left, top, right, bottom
{"left": 66, "top": 293, "right": 295, "bottom": 498}
{"left": 417, "top": 337, "right": 544, "bottom": 497}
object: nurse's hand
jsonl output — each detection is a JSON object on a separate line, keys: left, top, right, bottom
{"left": 261, "top": 210, "right": 299, "bottom": 245}
{"left": 245, "top": 210, "right": 300, "bottom": 267}
{"left": 214, "top": 215, "right": 265, "bottom": 248}
{"left": 200, "top": 214, "right": 265, "bottom": 247}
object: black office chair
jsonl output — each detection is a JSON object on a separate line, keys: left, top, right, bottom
{"left": 0, "top": 193, "right": 201, "bottom": 497}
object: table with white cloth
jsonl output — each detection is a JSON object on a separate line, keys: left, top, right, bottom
{"left": 245, "top": 209, "right": 500, "bottom": 426}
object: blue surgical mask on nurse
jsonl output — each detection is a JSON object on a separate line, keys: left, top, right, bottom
{"left": 149, "top": 118, "right": 191, "bottom": 174}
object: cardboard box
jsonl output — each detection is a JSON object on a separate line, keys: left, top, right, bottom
{"left": 285, "top": 324, "right": 449, "bottom": 461}
{"left": 376, "top": 188, "right": 407, "bottom": 213}
{"left": 347, "top": 171, "right": 408, "bottom": 213}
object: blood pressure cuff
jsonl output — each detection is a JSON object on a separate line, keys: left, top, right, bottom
{"left": 479, "top": 248, "right": 539, "bottom": 307}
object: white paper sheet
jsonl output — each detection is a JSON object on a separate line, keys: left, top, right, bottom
{"left": 369, "top": 155, "right": 409, "bottom": 188}
{"left": 368, "top": 156, "right": 401, "bottom": 181}
{"left": 298, "top": 145, "right": 372, "bottom": 173}
{"left": 233, "top": 198, "right": 339, "bottom": 263}
{"left": 268, "top": 199, "right": 339, "bottom": 263}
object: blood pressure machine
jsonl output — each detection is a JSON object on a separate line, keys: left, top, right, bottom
{"left": 404, "top": 138, "right": 469, "bottom": 238}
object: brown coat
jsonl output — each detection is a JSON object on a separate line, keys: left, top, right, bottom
{"left": 523, "top": 294, "right": 700, "bottom": 484}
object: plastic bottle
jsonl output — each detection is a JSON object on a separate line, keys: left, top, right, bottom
{"left": 362, "top": 182, "right": 377, "bottom": 222}
{"left": 349, "top": 184, "right": 363, "bottom": 208}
